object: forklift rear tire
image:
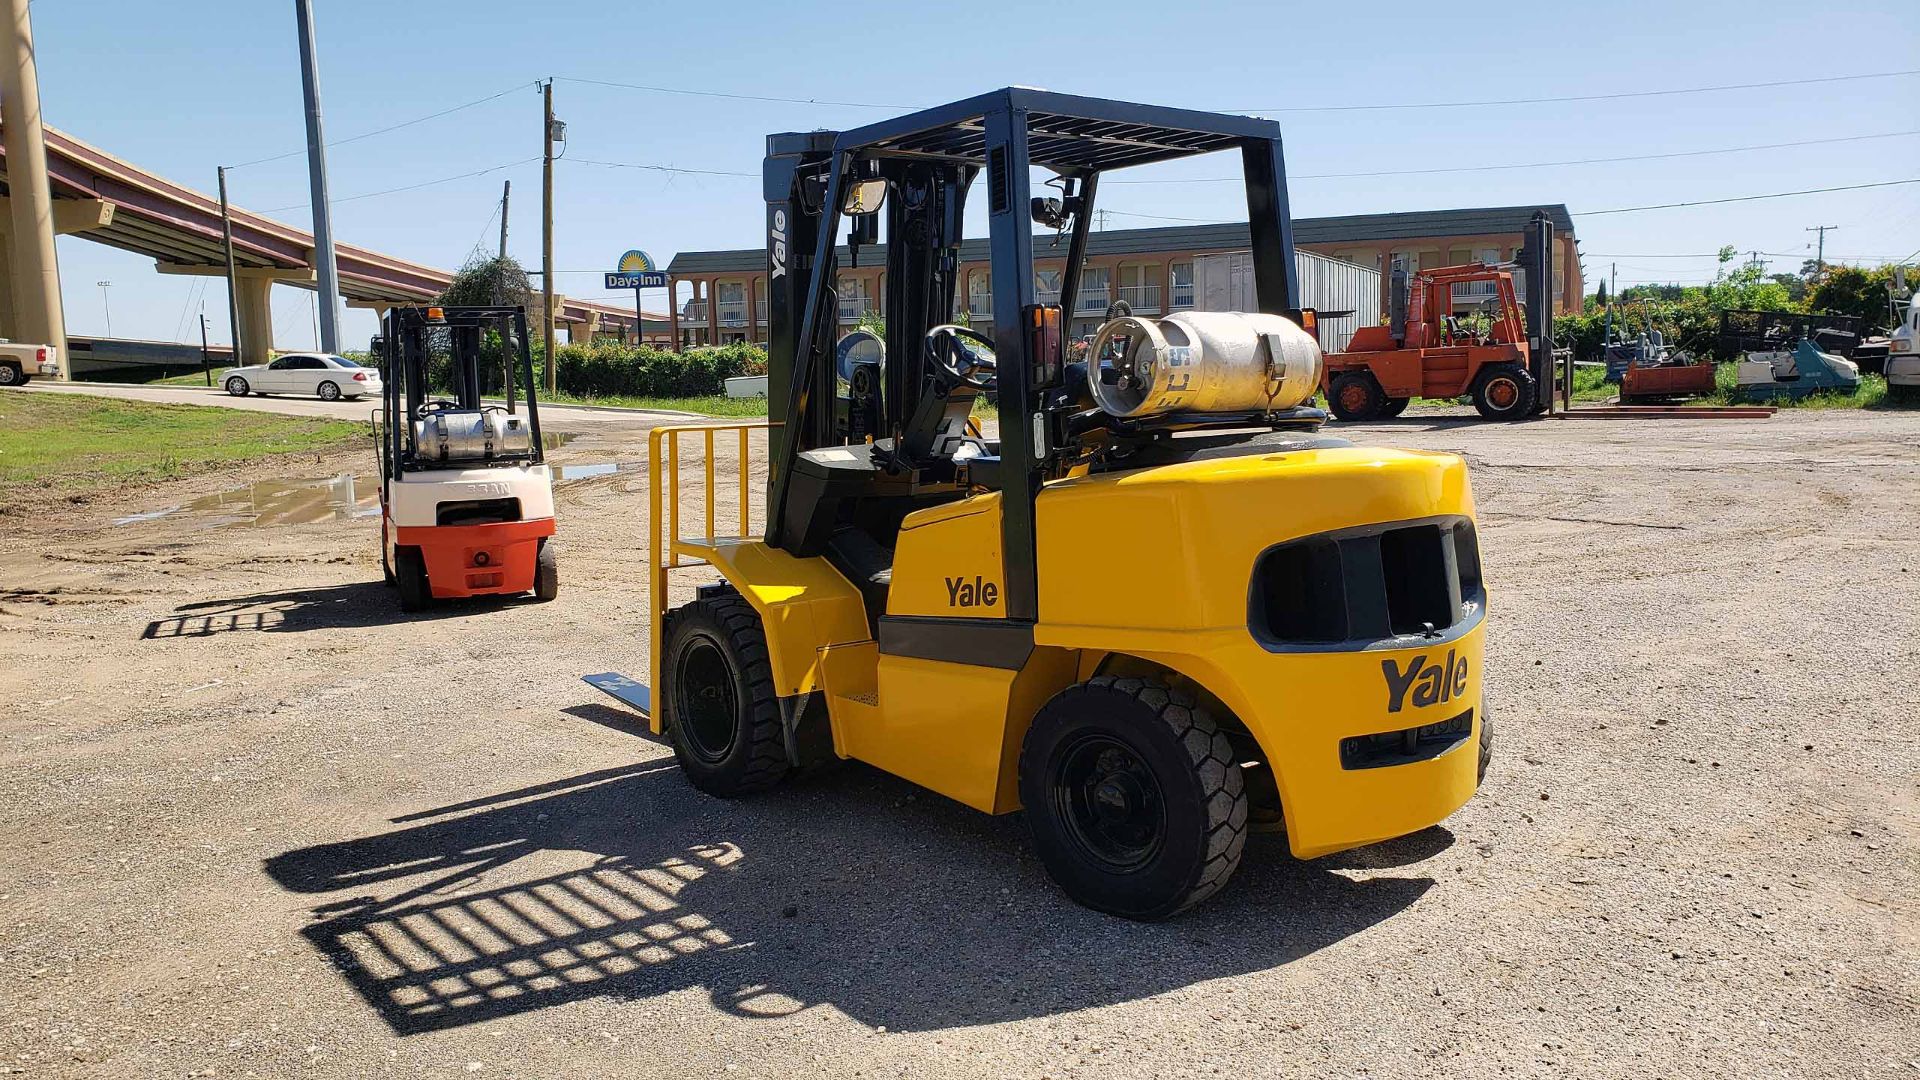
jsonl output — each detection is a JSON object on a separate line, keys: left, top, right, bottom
{"left": 533, "top": 540, "right": 559, "bottom": 602}
{"left": 1470, "top": 365, "right": 1537, "bottom": 420}
{"left": 1020, "top": 676, "right": 1249, "bottom": 920}
{"left": 1328, "top": 372, "right": 1386, "bottom": 422}
{"left": 1478, "top": 713, "right": 1493, "bottom": 786}
{"left": 661, "top": 589, "right": 789, "bottom": 797}
{"left": 1379, "top": 396, "right": 1410, "bottom": 418}
{"left": 395, "top": 545, "right": 431, "bottom": 612}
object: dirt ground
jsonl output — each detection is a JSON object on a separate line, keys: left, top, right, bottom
{"left": 1, "top": 407, "right": 1916, "bottom": 1079}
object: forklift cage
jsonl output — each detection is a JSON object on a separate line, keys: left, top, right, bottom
{"left": 761, "top": 87, "right": 1305, "bottom": 625}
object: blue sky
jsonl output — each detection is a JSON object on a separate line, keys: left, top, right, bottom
{"left": 31, "top": 0, "right": 1920, "bottom": 349}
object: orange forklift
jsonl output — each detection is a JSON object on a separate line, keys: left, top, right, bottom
{"left": 1323, "top": 211, "right": 1556, "bottom": 422}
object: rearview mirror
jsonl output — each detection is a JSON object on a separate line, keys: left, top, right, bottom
{"left": 842, "top": 178, "right": 887, "bottom": 216}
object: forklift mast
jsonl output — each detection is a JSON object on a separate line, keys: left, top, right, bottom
{"left": 1519, "top": 210, "right": 1555, "bottom": 393}
{"left": 759, "top": 89, "right": 1304, "bottom": 622}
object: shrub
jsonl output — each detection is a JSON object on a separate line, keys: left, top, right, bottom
{"left": 544, "top": 341, "right": 767, "bottom": 398}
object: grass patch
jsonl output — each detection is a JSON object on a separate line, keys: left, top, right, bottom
{"left": 0, "top": 393, "right": 368, "bottom": 499}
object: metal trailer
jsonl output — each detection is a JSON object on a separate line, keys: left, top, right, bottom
{"left": 1192, "top": 249, "right": 1380, "bottom": 351}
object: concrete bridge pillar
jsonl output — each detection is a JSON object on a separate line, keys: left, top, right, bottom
{"left": 0, "top": 0, "right": 67, "bottom": 374}
{"left": 0, "top": 197, "right": 114, "bottom": 343}
{"left": 234, "top": 275, "right": 275, "bottom": 363}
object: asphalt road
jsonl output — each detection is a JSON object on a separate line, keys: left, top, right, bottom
{"left": 19, "top": 380, "right": 694, "bottom": 430}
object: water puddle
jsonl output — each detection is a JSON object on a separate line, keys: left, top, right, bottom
{"left": 543, "top": 431, "right": 581, "bottom": 450}
{"left": 550, "top": 461, "right": 639, "bottom": 481}
{"left": 113, "top": 452, "right": 632, "bottom": 531}
{"left": 113, "top": 475, "right": 380, "bottom": 530}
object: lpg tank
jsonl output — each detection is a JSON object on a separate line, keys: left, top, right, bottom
{"left": 1084, "top": 310, "right": 1322, "bottom": 418}
{"left": 413, "top": 409, "right": 534, "bottom": 464}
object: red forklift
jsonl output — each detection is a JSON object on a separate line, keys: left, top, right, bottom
{"left": 1323, "top": 211, "right": 1556, "bottom": 422}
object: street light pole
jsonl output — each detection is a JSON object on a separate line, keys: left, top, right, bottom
{"left": 96, "top": 281, "right": 112, "bottom": 338}
{"left": 294, "top": 0, "right": 342, "bottom": 353}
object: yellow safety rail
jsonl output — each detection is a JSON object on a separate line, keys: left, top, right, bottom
{"left": 647, "top": 420, "right": 772, "bottom": 713}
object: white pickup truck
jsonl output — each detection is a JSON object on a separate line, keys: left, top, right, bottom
{"left": 0, "top": 340, "right": 60, "bottom": 386}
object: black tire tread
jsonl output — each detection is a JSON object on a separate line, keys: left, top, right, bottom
{"left": 395, "top": 546, "right": 430, "bottom": 612}
{"left": 1030, "top": 675, "right": 1248, "bottom": 916}
{"left": 1327, "top": 371, "right": 1384, "bottom": 422}
{"left": 533, "top": 541, "right": 559, "bottom": 601}
{"left": 1471, "top": 364, "right": 1538, "bottom": 420}
{"left": 663, "top": 589, "right": 789, "bottom": 795}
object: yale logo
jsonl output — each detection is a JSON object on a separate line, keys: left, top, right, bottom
{"left": 770, "top": 209, "right": 788, "bottom": 280}
{"left": 1382, "top": 649, "right": 1469, "bottom": 713}
{"left": 945, "top": 575, "right": 999, "bottom": 609}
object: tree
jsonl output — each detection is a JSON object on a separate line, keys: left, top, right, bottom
{"left": 439, "top": 254, "right": 532, "bottom": 309}
{"left": 1807, "top": 265, "right": 1904, "bottom": 329}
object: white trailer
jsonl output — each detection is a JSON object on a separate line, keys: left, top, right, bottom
{"left": 1192, "top": 250, "right": 1381, "bottom": 352}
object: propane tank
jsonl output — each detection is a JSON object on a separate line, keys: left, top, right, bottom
{"left": 1084, "top": 310, "right": 1323, "bottom": 418}
{"left": 413, "top": 409, "right": 534, "bottom": 464}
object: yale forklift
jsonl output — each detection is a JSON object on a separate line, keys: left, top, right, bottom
{"left": 376, "top": 305, "right": 558, "bottom": 612}
{"left": 633, "top": 90, "right": 1492, "bottom": 919}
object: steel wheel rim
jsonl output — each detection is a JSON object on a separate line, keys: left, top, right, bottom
{"left": 674, "top": 636, "right": 738, "bottom": 764}
{"left": 1487, "top": 377, "right": 1519, "bottom": 410}
{"left": 1339, "top": 382, "right": 1371, "bottom": 415}
{"left": 1051, "top": 732, "right": 1165, "bottom": 873}
{"left": 0, "top": 367, "right": 17, "bottom": 385}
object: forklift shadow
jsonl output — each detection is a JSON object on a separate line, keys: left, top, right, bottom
{"left": 143, "top": 582, "right": 518, "bottom": 638}
{"left": 265, "top": 760, "right": 1438, "bottom": 1036}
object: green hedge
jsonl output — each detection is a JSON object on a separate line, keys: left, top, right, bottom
{"left": 546, "top": 341, "right": 766, "bottom": 398}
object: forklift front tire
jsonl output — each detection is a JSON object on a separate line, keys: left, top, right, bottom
{"left": 661, "top": 590, "right": 789, "bottom": 797}
{"left": 1020, "top": 676, "right": 1249, "bottom": 920}
{"left": 395, "top": 545, "right": 431, "bottom": 612}
{"left": 1328, "top": 372, "right": 1385, "bottom": 422}
{"left": 1470, "top": 364, "right": 1537, "bottom": 420}
{"left": 533, "top": 540, "right": 559, "bottom": 602}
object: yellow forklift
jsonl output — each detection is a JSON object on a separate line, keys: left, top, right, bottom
{"left": 605, "top": 89, "right": 1492, "bottom": 919}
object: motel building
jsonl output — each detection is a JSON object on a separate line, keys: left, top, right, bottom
{"left": 661, "top": 204, "right": 1581, "bottom": 350}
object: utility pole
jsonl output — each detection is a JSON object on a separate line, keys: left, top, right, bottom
{"left": 497, "top": 179, "right": 514, "bottom": 411}
{"left": 294, "top": 0, "right": 341, "bottom": 353}
{"left": 541, "top": 80, "right": 558, "bottom": 394}
{"left": 199, "top": 310, "right": 212, "bottom": 387}
{"left": 1806, "top": 225, "right": 1836, "bottom": 271}
{"left": 217, "top": 166, "right": 244, "bottom": 366}
{"left": 96, "top": 281, "right": 112, "bottom": 338}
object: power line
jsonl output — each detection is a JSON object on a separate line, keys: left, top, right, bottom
{"left": 1233, "top": 69, "right": 1920, "bottom": 113}
{"left": 1107, "top": 130, "right": 1920, "bottom": 184}
{"left": 1097, "top": 179, "right": 1920, "bottom": 228}
{"left": 564, "top": 157, "right": 757, "bottom": 178}
{"left": 555, "top": 76, "right": 913, "bottom": 110}
{"left": 229, "top": 81, "right": 535, "bottom": 169}
{"left": 260, "top": 157, "right": 539, "bottom": 213}
{"left": 555, "top": 69, "right": 1920, "bottom": 118}
{"left": 1586, "top": 251, "right": 1908, "bottom": 260}
{"left": 1577, "top": 178, "right": 1920, "bottom": 216}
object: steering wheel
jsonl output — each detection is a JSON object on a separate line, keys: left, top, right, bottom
{"left": 416, "top": 398, "right": 461, "bottom": 418}
{"left": 924, "top": 324, "right": 998, "bottom": 391}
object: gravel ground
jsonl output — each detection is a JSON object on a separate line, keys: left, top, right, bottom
{"left": 1, "top": 407, "right": 1916, "bottom": 1079}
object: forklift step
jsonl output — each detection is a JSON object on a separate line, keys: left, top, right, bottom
{"left": 583, "top": 672, "right": 651, "bottom": 717}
